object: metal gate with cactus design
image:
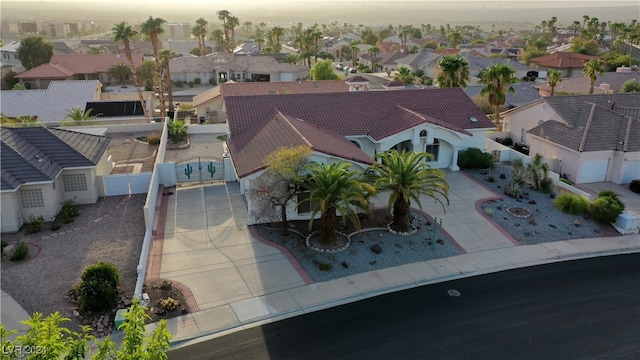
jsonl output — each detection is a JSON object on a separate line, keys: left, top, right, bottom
{"left": 175, "top": 156, "right": 224, "bottom": 184}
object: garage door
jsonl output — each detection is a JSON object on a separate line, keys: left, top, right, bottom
{"left": 578, "top": 160, "right": 608, "bottom": 183}
{"left": 622, "top": 161, "right": 640, "bottom": 184}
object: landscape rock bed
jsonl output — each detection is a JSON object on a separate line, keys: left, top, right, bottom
{"left": 464, "top": 163, "right": 620, "bottom": 245}
{"left": 256, "top": 209, "right": 461, "bottom": 283}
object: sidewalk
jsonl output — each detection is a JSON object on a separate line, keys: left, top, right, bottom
{"left": 0, "top": 290, "right": 30, "bottom": 339}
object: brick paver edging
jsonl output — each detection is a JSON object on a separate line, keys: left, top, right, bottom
{"left": 248, "top": 225, "right": 315, "bottom": 284}
{"left": 146, "top": 185, "right": 200, "bottom": 313}
{"left": 460, "top": 171, "right": 521, "bottom": 246}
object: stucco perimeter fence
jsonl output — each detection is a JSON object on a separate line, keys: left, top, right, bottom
{"left": 484, "top": 138, "right": 592, "bottom": 200}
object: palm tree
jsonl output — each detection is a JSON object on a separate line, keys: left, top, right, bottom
{"left": 393, "top": 66, "right": 416, "bottom": 84}
{"left": 254, "top": 35, "right": 265, "bottom": 51}
{"left": 217, "top": 10, "right": 231, "bottom": 42}
{"left": 160, "top": 48, "right": 177, "bottom": 113}
{"left": 112, "top": 22, "right": 150, "bottom": 119}
{"left": 369, "top": 150, "right": 449, "bottom": 233}
{"left": 243, "top": 21, "right": 253, "bottom": 36}
{"left": 479, "top": 63, "right": 517, "bottom": 130}
{"left": 191, "top": 19, "right": 208, "bottom": 56}
{"left": 435, "top": 54, "right": 470, "bottom": 88}
{"left": 141, "top": 16, "right": 167, "bottom": 119}
{"left": 302, "top": 162, "right": 374, "bottom": 245}
{"left": 582, "top": 15, "right": 590, "bottom": 30}
{"left": 583, "top": 59, "right": 604, "bottom": 94}
{"left": 546, "top": 69, "right": 562, "bottom": 96}
{"left": 210, "top": 29, "right": 224, "bottom": 52}
{"left": 108, "top": 63, "right": 132, "bottom": 84}
{"left": 367, "top": 46, "right": 380, "bottom": 72}
{"left": 271, "top": 26, "right": 286, "bottom": 52}
{"left": 227, "top": 16, "right": 240, "bottom": 50}
{"left": 64, "top": 107, "right": 100, "bottom": 125}
{"left": 449, "top": 31, "right": 462, "bottom": 49}
{"left": 350, "top": 41, "right": 360, "bottom": 68}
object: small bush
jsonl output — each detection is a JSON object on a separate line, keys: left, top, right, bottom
{"left": 23, "top": 215, "right": 44, "bottom": 234}
{"left": 597, "top": 191, "right": 625, "bottom": 211}
{"left": 10, "top": 242, "right": 29, "bottom": 261}
{"left": 504, "top": 181, "right": 522, "bottom": 199}
{"left": 160, "top": 280, "right": 172, "bottom": 290}
{"left": 193, "top": 77, "right": 201, "bottom": 85}
{"left": 457, "top": 147, "right": 493, "bottom": 169}
{"left": 77, "top": 262, "right": 120, "bottom": 314}
{"left": 552, "top": 193, "right": 590, "bottom": 215}
{"left": 486, "top": 176, "right": 495, "bottom": 183}
{"left": 148, "top": 133, "right": 161, "bottom": 145}
{"left": 540, "top": 177, "right": 554, "bottom": 194}
{"left": 173, "top": 80, "right": 184, "bottom": 88}
{"left": 483, "top": 207, "right": 495, "bottom": 217}
{"left": 590, "top": 196, "right": 624, "bottom": 223}
{"left": 188, "top": 81, "right": 194, "bottom": 88}
{"left": 60, "top": 199, "right": 79, "bottom": 221}
{"left": 209, "top": 78, "right": 216, "bottom": 85}
{"left": 160, "top": 297, "right": 180, "bottom": 311}
{"left": 319, "top": 262, "right": 333, "bottom": 271}
{"left": 502, "top": 137, "right": 513, "bottom": 146}
{"left": 559, "top": 178, "right": 572, "bottom": 185}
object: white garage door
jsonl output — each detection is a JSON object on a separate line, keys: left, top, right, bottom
{"left": 622, "top": 161, "right": 640, "bottom": 184}
{"left": 281, "top": 73, "right": 293, "bottom": 81}
{"left": 578, "top": 160, "right": 608, "bottom": 183}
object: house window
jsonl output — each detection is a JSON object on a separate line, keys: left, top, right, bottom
{"left": 63, "top": 173, "right": 88, "bottom": 192}
{"left": 297, "top": 192, "right": 319, "bottom": 215}
{"left": 350, "top": 140, "right": 361, "bottom": 149}
{"left": 20, "top": 188, "right": 44, "bottom": 208}
{"left": 521, "top": 128, "right": 527, "bottom": 143}
{"left": 425, "top": 139, "right": 439, "bottom": 161}
{"left": 419, "top": 130, "right": 427, "bottom": 138}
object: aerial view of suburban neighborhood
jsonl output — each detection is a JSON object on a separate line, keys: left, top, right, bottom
{"left": 1, "top": 0, "right": 639, "bottom": 358}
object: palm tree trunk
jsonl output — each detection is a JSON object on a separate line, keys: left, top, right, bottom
{"left": 152, "top": 34, "right": 166, "bottom": 120}
{"left": 165, "top": 58, "right": 174, "bottom": 113}
{"left": 319, "top": 206, "right": 337, "bottom": 245}
{"left": 391, "top": 196, "right": 411, "bottom": 233}
{"left": 494, "top": 105, "right": 501, "bottom": 131}
{"left": 123, "top": 41, "right": 150, "bottom": 120}
{"left": 280, "top": 205, "right": 289, "bottom": 236}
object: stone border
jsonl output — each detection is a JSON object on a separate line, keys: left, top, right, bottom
{"left": 305, "top": 231, "right": 351, "bottom": 254}
{"left": 506, "top": 206, "right": 532, "bottom": 219}
{"left": 386, "top": 222, "right": 418, "bottom": 236}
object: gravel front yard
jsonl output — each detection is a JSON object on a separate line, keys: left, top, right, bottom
{"left": 1, "top": 194, "right": 146, "bottom": 331}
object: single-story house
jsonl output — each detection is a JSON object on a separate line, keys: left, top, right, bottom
{"left": 16, "top": 54, "right": 144, "bottom": 89}
{"left": 359, "top": 51, "right": 406, "bottom": 72}
{"left": 1, "top": 127, "right": 113, "bottom": 233}
{"left": 528, "top": 52, "right": 600, "bottom": 78}
{"left": 169, "top": 56, "right": 217, "bottom": 84}
{"left": 395, "top": 48, "right": 441, "bottom": 74}
{"left": 533, "top": 67, "right": 640, "bottom": 96}
{"left": 502, "top": 93, "right": 640, "bottom": 184}
{"left": 464, "top": 83, "right": 542, "bottom": 110}
{"left": 0, "top": 40, "right": 23, "bottom": 69}
{"left": 224, "top": 88, "right": 495, "bottom": 222}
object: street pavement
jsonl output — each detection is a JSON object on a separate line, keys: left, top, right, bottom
{"left": 2, "top": 171, "right": 639, "bottom": 351}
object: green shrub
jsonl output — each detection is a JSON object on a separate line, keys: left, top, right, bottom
{"left": 486, "top": 176, "right": 495, "bottom": 183}
{"left": 319, "top": 262, "right": 333, "bottom": 271}
{"left": 597, "top": 191, "right": 625, "bottom": 211}
{"left": 457, "top": 147, "right": 493, "bottom": 169}
{"left": 10, "top": 242, "right": 29, "bottom": 261}
{"left": 552, "top": 193, "right": 590, "bottom": 214}
{"left": 540, "top": 177, "right": 554, "bottom": 194}
{"left": 193, "top": 77, "right": 201, "bottom": 85}
{"left": 168, "top": 120, "right": 187, "bottom": 141}
{"left": 502, "top": 137, "right": 513, "bottom": 146}
{"left": 59, "top": 199, "right": 79, "bottom": 222}
{"left": 188, "top": 81, "right": 194, "bottom": 88}
{"left": 504, "top": 181, "right": 522, "bottom": 199}
{"left": 559, "top": 178, "right": 572, "bottom": 185}
{"left": 590, "top": 196, "right": 624, "bottom": 223}
{"left": 77, "top": 262, "right": 120, "bottom": 314}
{"left": 23, "top": 215, "right": 44, "bottom": 234}
{"left": 483, "top": 207, "right": 494, "bottom": 217}
{"left": 173, "top": 80, "right": 184, "bottom": 88}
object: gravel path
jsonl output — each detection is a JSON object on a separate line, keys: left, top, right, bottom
{"left": 256, "top": 210, "right": 462, "bottom": 283}
{"left": 1, "top": 194, "right": 146, "bottom": 330}
{"left": 463, "top": 163, "right": 620, "bottom": 245}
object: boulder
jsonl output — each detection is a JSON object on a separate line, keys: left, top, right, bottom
{"left": 371, "top": 244, "right": 382, "bottom": 254}
{"left": 2, "top": 244, "right": 16, "bottom": 259}
{"left": 573, "top": 220, "right": 581, "bottom": 227}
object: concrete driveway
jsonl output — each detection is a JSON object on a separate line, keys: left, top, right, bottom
{"left": 578, "top": 182, "right": 640, "bottom": 217}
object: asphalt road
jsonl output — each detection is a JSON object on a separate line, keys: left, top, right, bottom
{"left": 168, "top": 254, "right": 640, "bottom": 360}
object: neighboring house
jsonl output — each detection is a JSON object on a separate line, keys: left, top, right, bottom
{"left": 0, "top": 40, "right": 23, "bottom": 69}
{"left": 0, "top": 127, "right": 113, "bottom": 233}
{"left": 395, "top": 48, "right": 441, "bottom": 74}
{"left": 233, "top": 41, "right": 261, "bottom": 55}
{"left": 528, "top": 52, "right": 600, "bottom": 78}
{"left": 1, "top": 80, "right": 101, "bottom": 124}
{"left": 167, "top": 40, "right": 216, "bottom": 56}
{"left": 464, "top": 83, "right": 542, "bottom": 110}
{"left": 169, "top": 56, "right": 217, "bottom": 84}
{"left": 502, "top": 93, "right": 640, "bottom": 184}
{"left": 205, "top": 53, "right": 308, "bottom": 84}
{"left": 534, "top": 67, "right": 640, "bottom": 96}
{"left": 359, "top": 51, "right": 405, "bottom": 71}
{"left": 15, "top": 54, "right": 144, "bottom": 89}
{"left": 193, "top": 79, "right": 356, "bottom": 124}
{"left": 327, "top": 39, "right": 349, "bottom": 60}
{"left": 225, "top": 88, "right": 495, "bottom": 217}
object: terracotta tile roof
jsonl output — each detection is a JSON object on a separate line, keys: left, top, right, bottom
{"left": 227, "top": 109, "right": 372, "bottom": 177}
{"left": 16, "top": 54, "right": 144, "bottom": 78}
{"left": 528, "top": 93, "right": 640, "bottom": 152}
{"left": 226, "top": 88, "right": 493, "bottom": 137}
{"left": 528, "top": 52, "right": 599, "bottom": 69}
{"left": 434, "top": 48, "right": 461, "bottom": 55}
{"left": 369, "top": 105, "right": 472, "bottom": 140}
{"left": 220, "top": 80, "right": 350, "bottom": 97}
{"left": 192, "top": 86, "right": 222, "bottom": 107}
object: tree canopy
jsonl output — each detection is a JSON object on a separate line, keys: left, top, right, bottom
{"left": 310, "top": 59, "right": 340, "bottom": 80}
{"left": 17, "top": 36, "right": 54, "bottom": 70}
{"left": 621, "top": 79, "right": 640, "bottom": 93}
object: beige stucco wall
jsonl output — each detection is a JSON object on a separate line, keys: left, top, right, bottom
{"left": 60, "top": 169, "right": 99, "bottom": 204}
{"left": 502, "top": 101, "right": 562, "bottom": 145}
{"left": 195, "top": 97, "right": 225, "bottom": 123}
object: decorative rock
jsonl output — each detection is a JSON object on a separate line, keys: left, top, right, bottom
{"left": 528, "top": 200, "right": 536, "bottom": 205}
{"left": 514, "top": 223, "right": 520, "bottom": 227}
{"left": 573, "top": 220, "right": 581, "bottom": 227}
{"left": 341, "top": 261, "right": 349, "bottom": 268}
{"left": 549, "top": 224, "right": 557, "bottom": 228}
{"left": 2, "top": 244, "right": 16, "bottom": 259}
{"left": 436, "top": 239, "right": 444, "bottom": 245}
{"left": 371, "top": 244, "right": 382, "bottom": 254}
{"left": 123, "top": 299, "right": 132, "bottom": 306}
{"left": 395, "top": 243, "right": 403, "bottom": 248}
{"left": 550, "top": 194, "right": 556, "bottom": 199}
{"left": 369, "top": 260, "right": 377, "bottom": 265}
{"left": 73, "top": 310, "right": 80, "bottom": 317}
{"left": 350, "top": 249, "right": 357, "bottom": 255}
{"left": 499, "top": 173, "right": 506, "bottom": 179}
{"left": 528, "top": 218, "right": 537, "bottom": 225}
{"left": 594, "top": 228, "right": 600, "bottom": 233}
{"left": 496, "top": 205, "right": 502, "bottom": 210}
{"left": 497, "top": 185, "right": 501, "bottom": 188}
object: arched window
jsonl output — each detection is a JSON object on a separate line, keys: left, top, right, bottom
{"left": 426, "top": 139, "right": 439, "bottom": 161}
{"left": 419, "top": 130, "right": 427, "bottom": 138}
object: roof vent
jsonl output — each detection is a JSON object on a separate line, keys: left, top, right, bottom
{"left": 469, "top": 117, "right": 478, "bottom": 123}
{"left": 294, "top": 117, "right": 304, "bottom": 122}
